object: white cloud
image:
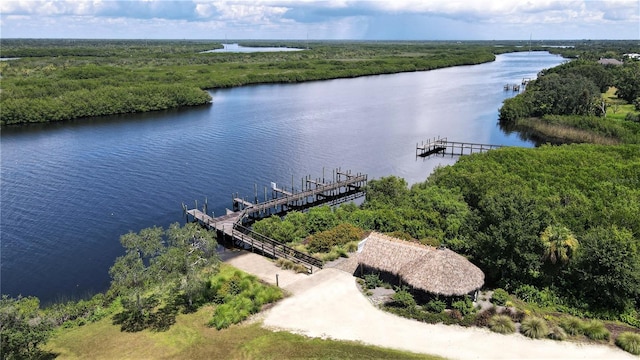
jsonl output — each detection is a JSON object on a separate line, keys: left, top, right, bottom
{"left": 0, "top": 0, "right": 637, "bottom": 39}
{"left": 213, "top": 2, "right": 288, "bottom": 24}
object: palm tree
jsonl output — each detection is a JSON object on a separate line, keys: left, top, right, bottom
{"left": 540, "top": 225, "right": 579, "bottom": 265}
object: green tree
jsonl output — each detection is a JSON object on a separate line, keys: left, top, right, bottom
{"left": 615, "top": 63, "right": 640, "bottom": 102}
{"left": 0, "top": 295, "right": 53, "bottom": 360}
{"left": 574, "top": 226, "right": 640, "bottom": 311}
{"left": 472, "top": 190, "right": 547, "bottom": 288}
{"left": 364, "top": 176, "right": 409, "bottom": 208}
{"left": 540, "top": 225, "right": 579, "bottom": 265}
{"left": 530, "top": 73, "right": 601, "bottom": 117}
{"left": 305, "top": 206, "right": 338, "bottom": 234}
{"left": 160, "top": 223, "right": 218, "bottom": 310}
{"left": 109, "top": 227, "right": 163, "bottom": 331}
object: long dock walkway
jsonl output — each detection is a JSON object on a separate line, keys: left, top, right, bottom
{"left": 186, "top": 208, "right": 322, "bottom": 273}
{"left": 185, "top": 169, "right": 367, "bottom": 273}
{"left": 417, "top": 137, "right": 506, "bottom": 157}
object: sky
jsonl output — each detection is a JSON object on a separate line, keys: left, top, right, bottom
{"left": 1, "top": 0, "right": 639, "bottom": 40}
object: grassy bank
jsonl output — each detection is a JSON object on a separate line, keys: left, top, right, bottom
{"left": 44, "top": 306, "right": 441, "bottom": 360}
{"left": 36, "top": 261, "right": 441, "bottom": 359}
{"left": 1, "top": 40, "right": 504, "bottom": 125}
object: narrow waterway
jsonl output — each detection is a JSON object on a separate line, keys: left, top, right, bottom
{"left": 0, "top": 51, "right": 565, "bottom": 302}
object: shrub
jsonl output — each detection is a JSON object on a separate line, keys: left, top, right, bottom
{"left": 625, "top": 112, "right": 639, "bottom": 122}
{"left": 499, "top": 307, "right": 525, "bottom": 323}
{"left": 345, "top": 241, "right": 358, "bottom": 253}
{"left": 364, "top": 273, "right": 382, "bottom": 289}
{"left": 489, "top": 315, "right": 516, "bottom": 334}
{"left": 451, "top": 296, "right": 475, "bottom": 316}
{"left": 275, "top": 258, "right": 308, "bottom": 273}
{"left": 426, "top": 299, "right": 447, "bottom": 313}
{"left": 491, "top": 289, "right": 509, "bottom": 306}
{"left": 583, "top": 320, "right": 610, "bottom": 341}
{"left": 392, "top": 288, "right": 416, "bottom": 309}
{"left": 520, "top": 317, "right": 549, "bottom": 339}
{"left": 475, "top": 310, "right": 494, "bottom": 327}
{"left": 514, "top": 284, "right": 541, "bottom": 304}
{"left": 548, "top": 325, "right": 568, "bottom": 341}
{"left": 559, "top": 317, "right": 585, "bottom": 336}
{"left": 616, "top": 332, "right": 640, "bottom": 355}
{"left": 306, "top": 223, "right": 364, "bottom": 253}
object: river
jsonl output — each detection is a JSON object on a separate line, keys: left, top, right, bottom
{"left": 0, "top": 51, "right": 565, "bottom": 303}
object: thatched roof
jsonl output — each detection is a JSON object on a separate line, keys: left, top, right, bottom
{"left": 598, "top": 58, "right": 623, "bottom": 66}
{"left": 357, "top": 232, "right": 484, "bottom": 296}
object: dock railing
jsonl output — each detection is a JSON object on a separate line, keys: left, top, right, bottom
{"left": 233, "top": 223, "right": 323, "bottom": 271}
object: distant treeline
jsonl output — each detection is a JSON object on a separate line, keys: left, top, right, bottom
{"left": 1, "top": 40, "right": 506, "bottom": 125}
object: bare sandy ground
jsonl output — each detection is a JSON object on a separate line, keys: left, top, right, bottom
{"left": 228, "top": 252, "right": 636, "bottom": 360}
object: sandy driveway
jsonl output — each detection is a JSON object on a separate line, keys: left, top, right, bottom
{"left": 229, "top": 253, "right": 636, "bottom": 360}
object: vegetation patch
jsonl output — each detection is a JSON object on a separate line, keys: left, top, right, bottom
{"left": 615, "top": 332, "right": 640, "bottom": 355}
{"left": 560, "top": 317, "right": 586, "bottom": 336}
{"left": 45, "top": 313, "right": 440, "bottom": 359}
{"left": 274, "top": 258, "right": 309, "bottom": 274}
{"left": 548, "top": 325, "right": 568, "bottom": 341}
{"left": 520, "top": 317, "right": 549, "bottom": 339}
{"left": 490, "top": 289, "right": 510, "bottom": 306}
{"left": 489, "top": 315, "right": 516, "bottom": 334}
{"left": 207, "top": 266, "right": 283, "bottom": 330}
{"left": 582, "top": 320, "right": 610, "bottom": 341}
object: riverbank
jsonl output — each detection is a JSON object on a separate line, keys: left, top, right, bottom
{"left": 1, "top": 40, "right": 506, "bottom": 125}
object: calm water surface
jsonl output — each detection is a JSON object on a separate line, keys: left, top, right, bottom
{"left": 0, "top": 51, "right": 565, "bottom": 302}
{"left": 203, "top": 43, "right": 303, "bottom": 53}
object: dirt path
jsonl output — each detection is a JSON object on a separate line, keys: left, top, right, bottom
{"left": 229, "top": 253, "right": 636, "bottom": 359}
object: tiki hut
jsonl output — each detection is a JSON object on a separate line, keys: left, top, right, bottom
{"left": 356, "top": 232, "right": 484, "bottom": 299}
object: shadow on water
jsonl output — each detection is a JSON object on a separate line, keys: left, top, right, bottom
{"left": 498, "top": 120, "right": 568, "bottom": 146}
{"left": 1, "top": 104, "right": 213, "bottom": 136}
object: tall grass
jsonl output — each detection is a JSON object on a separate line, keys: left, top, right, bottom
{"left": 582, "top": 320, "right": 610, "bottom": 341}
{"left": 489, "top": 315, "right": 516, "bottom": 334}
{"left": 515, "top": 118, "right": 622, "bottom": 145}
{"left": 275, "top": 258, "right": 309, "bottom": 274}
{"left": 559, "top": 317, "right": 585, "bottom": 336}
{"left": 615, "top": 332, "right": 640, "bottom": 355}
{"left": 520, "top": 317, "right": 549, "bottom": 339}
{"left": 548, "top": 325, "right": 568, "bottom": 341}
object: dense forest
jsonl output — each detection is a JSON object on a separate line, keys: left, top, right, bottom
{"left": 2, "top": 39, "right": 530, "bottom": 125}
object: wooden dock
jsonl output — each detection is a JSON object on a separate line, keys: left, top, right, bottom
{"left": 417, "top": 137, "right": 505, "bottom": 157}
{"left": 184, "top": 169, "right": 367, "bottom": 273}
{"left": 503, "top": 83, "right": 521, "bottom": 91}
{"left": 230, "top": 169, "right": 367, "bottom": 219}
